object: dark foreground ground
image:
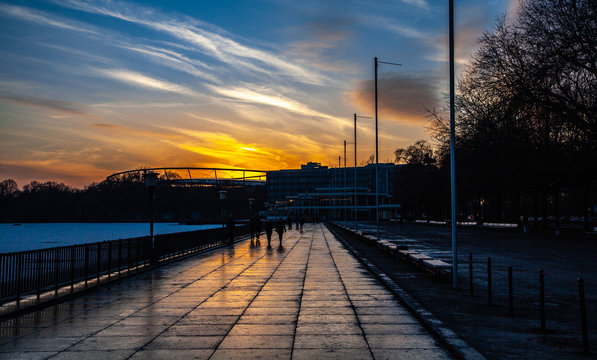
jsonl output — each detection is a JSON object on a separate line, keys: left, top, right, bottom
{"left": 335, "top": 222, "right": 596, "bottom": 359}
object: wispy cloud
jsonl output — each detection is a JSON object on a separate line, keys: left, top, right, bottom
{"left": 0, "top": 95, "right": 91, "bottom": 117}
{"left": 208, "top": 84, "right": 345, "bottom": 126}
{"left": 122, "top": 45, "right": 219, "bottom": 84}
{"left": 401, "top": 0, "right": 429, "bottom": 9}
{"left": 367, "top": 16, "right": 429, "bottom": 41}
{"left": 0, "top": 3, "right": 98, "bottom": 35}
{"left": 91, "top": 101, "right": 189, "bottom": 109}
{"left": 95, "top": 68, "right": 200, "bottom": 97}
{"left": 93, "top": 123, "right": 120, "bottom": 129}
{"left": 54, "top": 0, "right": 328, "bottom": 85}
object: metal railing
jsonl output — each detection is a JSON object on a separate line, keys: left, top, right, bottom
{"left": 0, "top": 225, "right": 247, "bottom": 309}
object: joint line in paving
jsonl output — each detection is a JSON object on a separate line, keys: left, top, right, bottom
{"left": 290, "top": 228, "right": 315, "bottom": 360}
{"left": 207, "top": 230, "right": 307, "bottom": 359}
{"left": 27, "top": 240, "right": 261, "bottom": 344}
{"left": 130, "top": 231, "right": 304, "bottom": 359}
{"left": 320, "top": 224, "right": 376, "bottom": 359}
{"left": 45, "top": 237, "right": 294, "bottom": 359}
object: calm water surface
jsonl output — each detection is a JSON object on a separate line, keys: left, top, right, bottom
{"left": 0, "top": 223, "right": 222, "bottom": 253}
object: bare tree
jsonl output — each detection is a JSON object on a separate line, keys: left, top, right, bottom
{"left": 395, "top": 140, "right": 436, "bottom": 166}
{"left": 425, "top": 0, "right": 597, "bottom": 226}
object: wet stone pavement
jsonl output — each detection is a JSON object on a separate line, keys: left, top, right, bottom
{"left": 0, "top": 224, "right": 454, "bottom": 359}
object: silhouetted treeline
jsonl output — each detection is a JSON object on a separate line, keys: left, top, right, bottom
{"left": 0, "top": 175, "right": 265, "bottom": 223}
{"left": 396, "top": 0, "right": 597, "bottom": 230}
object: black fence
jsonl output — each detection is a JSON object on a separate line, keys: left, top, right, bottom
{"left": 0, "top": 225, "right": 248, "bottom": 308}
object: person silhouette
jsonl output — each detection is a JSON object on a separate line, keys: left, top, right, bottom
{"left": 226, "top": 216, "right": 235, "bottom": 244}
{"left": 249, "top": 216, "right": 256, "bottom": 246}
{"left": 265, "top": 220, "right": 273, "bottom": 248}
{"left": 254, "top": 216, "right": 261, "bottom": 246}
{"left": 276, "top": 219, "right": 285, "bottom": 246}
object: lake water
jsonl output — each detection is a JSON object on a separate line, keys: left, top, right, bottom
{"left": 0, "top": 223, "right": 222, "bottom": 253}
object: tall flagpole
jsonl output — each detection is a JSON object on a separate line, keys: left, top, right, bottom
{"left": 449, "top": 0, "right": 458, "bottom": 289}
{"left": 344, "top": 140, "right": 347, "bottom": 222}
{"left": 354, "top": 114, "right": 358, "bottom": 232}
{"left": 374, "top": 57, "right": 379, "bottom": 243}
{"left": 373, "top": 58, "right": 400, "bottom": 242}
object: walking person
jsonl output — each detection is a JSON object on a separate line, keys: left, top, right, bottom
{"left": 276, "top": 219, "right": 285, "bottom": 247}
{"left": 226, "top": 216, "right": 235, "bottom": 244}
{"left": 254, "top": 216, "right": 261, "bottom": 246}
{"left": 265, "top": 220, "right": 273, "bottom": 247}
{"left": 249, "top": 216, "right": 258, "bottom": 247}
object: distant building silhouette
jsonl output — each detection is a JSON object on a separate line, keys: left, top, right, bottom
{"left": 266, "top": 162, "right": 402, "bottom": 220}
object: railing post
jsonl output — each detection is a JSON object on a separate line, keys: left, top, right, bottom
{"left": 136, "top": 239, "right": 140, "bottom": 270}
{"left": 578, "top": 278, "right": 589, "bottom": 354}
{"left": 127, "top": 239, "right": 131, "bottom": 273}
{"left": 469, "top": 252, "right": 474, "bottom": 296}
{"left": 147, "top": 237, "right": 150, "bottom": 265}
{"left": 9, "top": 255, "right": 15, "bottom": 301}
{"left": 84, "top": 244, "right": 89, "bottom": 288}
{"left": 70, "top": 246, "right": 75, "bottom": 293}
{"left": 107, "top": 241, "right": 112, "bottom": 280}
{"left": 118, "top": 239, "right": 122, "bottom": 278}
{"left": 0, "top": 254, "right": 5, "bottom": 299}
{"left": 36, "top": 251, "right": 42, "bottom": 301}
{"left": 97, "top": 243, "right": 101, "bottom": 283}
{"left": 0, "top": 255, "right": 3, "bottom": 299}
{"left": 540, "top": 269, "right": 546, "bottom": 331}
{"left": 508, "top": 266, "right": 514, "bottom": 316}
{"left": 54, "top": 248, "right": 59, "bottom": 297}
{"left": 487, "top": 257, "right": 492, "bottom": 306}
{"left": 15, "top": 253, "right": 22, "bottom": 308}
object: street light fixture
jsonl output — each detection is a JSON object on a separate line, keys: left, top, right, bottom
{"left": 374, "top": 57, "right": 401, "bottom": 243}
{"left": 144, "top": 171, "right": 158, "bottom": 265}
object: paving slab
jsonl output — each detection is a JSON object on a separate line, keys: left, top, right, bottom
{"left": 0, "top": 224, "right": 454, "bottom": 359}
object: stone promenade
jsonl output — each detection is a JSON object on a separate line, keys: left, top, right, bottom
{"left": 0, "top": 224, "right": 453, "bottom": 359}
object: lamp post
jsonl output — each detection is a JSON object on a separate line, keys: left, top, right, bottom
{"left": 219, "top": 190, "right": 228, "bottom": 224}
{"left": 353, "top": 114, "right": 372, "bottom": 233}
{"left": 338, "top": 156, "right": 341, "bottom": 220}
{"left": 344, "top": 140, "right": 347, "bottom": 222}
{"left": 449, "top": 0, "right": 458, "bottom": 288}
{"left": 249, "top": 197, "right": 255, "bottom": 217}
{"left": 374, "top": 57, "right": 401, "bottom": 243}
{"left": 144, "top": 171, "right": 158, "bottom": 265}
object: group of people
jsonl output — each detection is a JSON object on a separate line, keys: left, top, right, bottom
{"left": 225, "top": 215, "right": 306, "bottom": 247}
{"left": 246, "top": 215, "right": 305, "bottom": 248}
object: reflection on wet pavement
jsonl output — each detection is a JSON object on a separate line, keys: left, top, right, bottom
{"left": 0, "top": 224, "right": 453, "bottom": 359}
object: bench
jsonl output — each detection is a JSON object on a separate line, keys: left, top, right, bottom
{"left": 408, "top": 253, "right": 432, "bottom": 269}
{"left": 422, "top": 259, "right": 452, "bottom": 278}
{"left": 363, "top": 234, "right": 377, "bottom": 243}
{"left": 398, "top": 250, "right": 418, "bottom": 260}
{"left": 331, "top": 222, "right": 451, "bottom": 281}
{"left": 397, "top": 250, "right": 451, "bottom": 279}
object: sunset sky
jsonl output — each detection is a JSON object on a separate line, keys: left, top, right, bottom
{"left": 0, "top": 0, "right": 517, "bottom": 188}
